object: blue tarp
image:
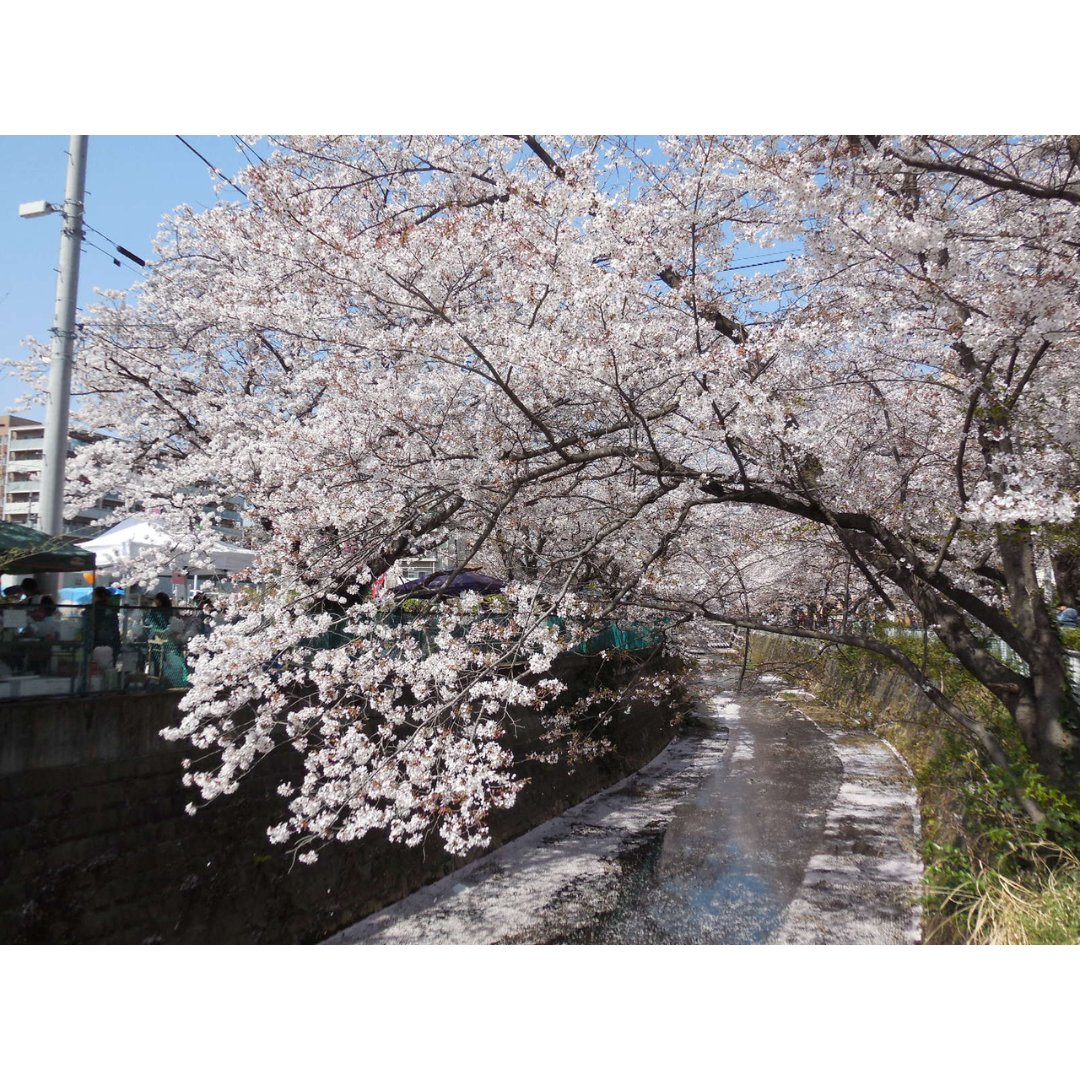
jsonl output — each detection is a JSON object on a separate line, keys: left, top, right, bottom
{"left": 58, "top": 586, "right": 122, "bottom": 605}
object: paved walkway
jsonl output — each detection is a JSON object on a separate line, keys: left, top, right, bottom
{"left": 323, "top": 656, "right": 923, "bottom": 944}
{"left": 772, "top": 692, "right": 924, "bottom": 944}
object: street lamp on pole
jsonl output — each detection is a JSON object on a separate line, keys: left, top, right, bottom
{"left": 19, "top": 135, "right": 89, "bottom": 541}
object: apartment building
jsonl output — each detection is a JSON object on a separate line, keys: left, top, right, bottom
{"left": 0, "top": 414, "right": 244, "bottom": 542}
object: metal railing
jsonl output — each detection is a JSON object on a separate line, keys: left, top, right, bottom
{"left": 1, "top": 601, "right": 668, "bottom": 703}
{"left": 773, "top": 622, "right": 1080, "bottom": 707}
{"left": 330, "top": 609, "right": 665, "bottom": 659}
{"left": 4, "top": 598, "right": 1071, "bottom": 706}
{"left": 0, "top": 603, "right": 202, "bottom": 700}
{"left": 1068, "top": 652, "right": 1080, "bottom": 707}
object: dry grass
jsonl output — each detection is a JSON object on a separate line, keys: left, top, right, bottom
{"left": 926, "top": 844, "right": 1080, "bottom": 945}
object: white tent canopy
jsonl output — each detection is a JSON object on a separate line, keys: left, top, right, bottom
{"left": 79, "top": 515, "right": 256, "bottom": 574}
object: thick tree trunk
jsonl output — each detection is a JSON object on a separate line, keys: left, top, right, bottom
{"left": 998, "top": 530, "right": 1076, "bottom": 787}
{"left": 1011, "top": 665, "right": 1072, "bottom": 787}
{"left": 1051, "top": 549, "right": 1080, "bottom": 608}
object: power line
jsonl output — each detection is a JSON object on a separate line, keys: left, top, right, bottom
{"left": 83, "top": 221, "right": 147, "bottom": 268}
{"left": 81, "top": 237, "right": 144, "bottom": 274}
{"left": 232, "top": 135, "right": 267, "bottom": 167}
{"left": 727, "top": 247, "right": 802, "bottom": 267}
{"left": 724, "top": 256, "right": 796, "bottom": 272}
{"left": 82, "top": 237, "right": 118, "bottom": 265}
{"left": 175, "top": 136, "right": 248, "bottom": 198}
{"left": 82, "top": 220, "right": 120, "bottom": 247}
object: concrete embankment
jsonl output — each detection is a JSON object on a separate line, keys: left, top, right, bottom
{"left": 0, "top": 649, "right": 680, "bottom": 944}
{"left": 750, "top": 631, "right": 940, "bottom": 727}
{"left": 750, "top": 634, "right": 929, "bottom": 942}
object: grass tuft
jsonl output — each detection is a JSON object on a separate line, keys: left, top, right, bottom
{"left": 926, "top": 843, "right": 1080, "bottom": 945}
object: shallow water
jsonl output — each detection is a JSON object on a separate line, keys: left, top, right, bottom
{"left": 549, "top": 667, "right": 843, "bottom": 944}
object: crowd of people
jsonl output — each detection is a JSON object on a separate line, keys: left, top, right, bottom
{"left": 4, "top": 569, "right": 1079, "bottom": 694}
{"left": 0, "top": 578, "right": 223, "bottom": 688}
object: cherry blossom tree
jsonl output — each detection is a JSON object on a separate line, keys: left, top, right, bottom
{"left": 43, "top": 135, "right": 1079, "bottom": 847}
{"left": 699, "top": 137, "right": 1080, "bottom": 812}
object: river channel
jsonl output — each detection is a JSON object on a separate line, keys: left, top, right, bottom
{"left": 324, "top": 655, "right": 923, "bottom": 945}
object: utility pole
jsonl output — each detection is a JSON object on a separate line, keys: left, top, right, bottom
{"left": 38, "top": 135, "right": 88, "bottom": 539}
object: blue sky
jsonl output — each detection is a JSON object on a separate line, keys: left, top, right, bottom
{"left": 0, "top": 135, "right": 253, "bottom": 417}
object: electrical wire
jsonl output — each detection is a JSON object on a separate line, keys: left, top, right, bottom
{"left": 724, "top": 256, "right": 796, "bottom": 272}
{"left": 81, "top": 237, "right": 135, "bottom": 272}
{"left": 174, "top": 136, "right": 248, "bottom": 198}
{"left": 82, "top": 221, "right": 147, "bottom": 269}
{"left": 83, "top": 221, "right": 121, "bottom": 248}
{"left": 232, "top": 135, "right": 267, "bottom": 167}
{"left": 727, "top": 247, "right": 802, "bottom": 267}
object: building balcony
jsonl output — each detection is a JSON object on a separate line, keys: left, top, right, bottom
{"left": 63, "top": 523, "right": 107, "bottom": 539}
{"left": 70, "top": 505, "right": 117, "bottom": 520}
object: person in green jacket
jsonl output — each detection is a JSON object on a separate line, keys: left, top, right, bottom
{"left": 144, "top": 592, "right": 190, "bottom": 687}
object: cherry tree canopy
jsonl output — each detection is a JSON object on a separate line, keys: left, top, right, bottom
{"left": 37, "top": 135, "right": 1080, "bottom": 849}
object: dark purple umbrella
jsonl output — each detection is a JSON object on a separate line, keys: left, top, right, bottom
{"left": 391, "top": 569, "right": 506, "bottom": 599}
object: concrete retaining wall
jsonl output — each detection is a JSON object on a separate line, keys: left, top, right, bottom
{"left": 751, "top": 632, "right": 939, "bottom": 725}
{"left": 0, "top": 650, "right": 680, "bottom": 944}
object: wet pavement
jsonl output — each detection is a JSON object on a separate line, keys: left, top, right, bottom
{"left": 323, "top": 654, "right": 923, "bottom": 945}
